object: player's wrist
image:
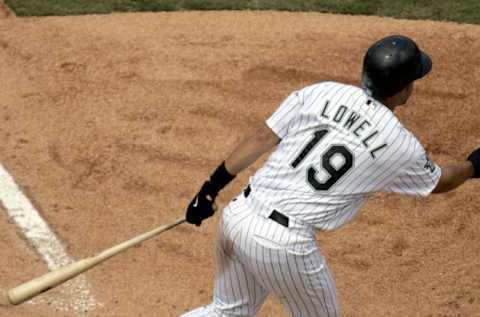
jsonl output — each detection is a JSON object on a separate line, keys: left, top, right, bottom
{"left": 465, "top": 161, "right": 476, "bottom": 179}
{"left": 206, "top": 161, "right": 236, "bottom": 198}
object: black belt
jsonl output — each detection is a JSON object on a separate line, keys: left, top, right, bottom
{"left": 244, "top": 185, "right": 289, "bottom": 228}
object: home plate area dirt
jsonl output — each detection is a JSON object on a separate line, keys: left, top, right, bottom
{"left": 0, "top": 11, "right": 479, "bottom": 317}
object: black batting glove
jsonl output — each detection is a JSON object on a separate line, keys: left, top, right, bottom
{"left": 185, "top": 181, "right": 218, "bottom": 226}
{"left": 186, "top": 162, "right": 236, "bottom": 226}
{"left": 467, "top": 148, "right": 480, "bottom": 178}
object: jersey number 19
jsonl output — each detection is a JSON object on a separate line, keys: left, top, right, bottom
{"left": 291, "top": 129, "right": 353, "bottom": 191}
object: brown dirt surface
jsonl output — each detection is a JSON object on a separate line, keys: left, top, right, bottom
{"left": 0, "top": 11, "right": 479, "bottom": 317}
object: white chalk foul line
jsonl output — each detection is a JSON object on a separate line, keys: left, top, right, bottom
{"left": 0, "top": 164, "right": 96, "bottom": 312}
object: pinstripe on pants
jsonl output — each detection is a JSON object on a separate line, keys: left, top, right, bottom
{"left": 180, "top": 193, "right": 339, "bottom": 317}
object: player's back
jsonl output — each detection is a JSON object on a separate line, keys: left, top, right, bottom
{"left": 248, "top": 81, "right": 425, "bottom": 230}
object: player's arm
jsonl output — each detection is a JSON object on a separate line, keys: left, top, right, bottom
{"left": 432, "top": 148, "right": 479, "bottom": 193}
{"left": 431, "top": 161, "right": 474, "bottom": 193}
{"left": 384, "top": 143, "right": 480, "bottom": 197}
{"left": 185, "top": 122, "right": 280, "bottom": 226}
{"left": 224, "top": 122, "right": 280, "bottom": 175}
{"left": 185, "top": 90, "right": 302, "bottom": 226}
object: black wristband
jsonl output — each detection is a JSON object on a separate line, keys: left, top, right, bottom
{"left": 205, "top": 162, "right": 236, "bottom": 197}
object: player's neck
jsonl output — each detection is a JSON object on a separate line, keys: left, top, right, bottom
{"left": 382, "top": 99, "right": 399, "bottom": 111}
{"left": 382, "top": 85, "right": 413, "bottom": 110}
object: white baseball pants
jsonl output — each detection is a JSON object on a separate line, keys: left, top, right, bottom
{"left": 180, "top": 193, "right": 339, "bottom": 317}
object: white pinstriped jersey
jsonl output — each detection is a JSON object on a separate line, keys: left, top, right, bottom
{"left": 249, "top": 81, "right": 441, "bottom": 231}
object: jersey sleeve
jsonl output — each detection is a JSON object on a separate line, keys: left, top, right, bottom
{"left": 384, "top": 139, "right": 441, "bottom": 197}
{"left": 266, "top": 90, "right": 302, "bottom": 139}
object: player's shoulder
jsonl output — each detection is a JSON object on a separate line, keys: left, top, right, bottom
{"left": 300, "top": 81, "right": 362, "bottom": 101}
{"left": 390, "top": 125, "right": 426, "bottom": 159}
{"left": 302, "top": 81, "right": 359, "bottom": 92}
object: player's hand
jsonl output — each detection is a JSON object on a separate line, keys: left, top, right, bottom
{"left": 186, "top": 181, "right": 218, "bottom": 226}
{"left": 467, "top": 148, "right": 480, "bottom": 178}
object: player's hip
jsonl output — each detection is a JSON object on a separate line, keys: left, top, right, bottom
{"left": 220, "top": 192, "right": 319, "bottom": 257}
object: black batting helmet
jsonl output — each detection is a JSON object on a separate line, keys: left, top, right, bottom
{"left": 362, "top": 35, "right": 432, "bottom": 100}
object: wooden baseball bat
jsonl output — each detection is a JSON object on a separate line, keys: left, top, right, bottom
{"left": 3, "top": 218, "right": 186, "bottom": 305}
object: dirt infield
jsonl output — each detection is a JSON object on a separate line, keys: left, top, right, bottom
{"left": 0, "top": 11, "right": 479, "bottom": 317}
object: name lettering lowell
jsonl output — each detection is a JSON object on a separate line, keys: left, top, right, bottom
{"left": 320, "top": 100, "right": 387, "bottom": 158}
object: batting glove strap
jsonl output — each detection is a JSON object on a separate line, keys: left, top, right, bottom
{"left": 467, "top": 148, "right": 480, "bottom": 178}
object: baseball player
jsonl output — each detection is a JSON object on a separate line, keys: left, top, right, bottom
{"left": 180, "top": 35, "right": 480, "bottom": 317}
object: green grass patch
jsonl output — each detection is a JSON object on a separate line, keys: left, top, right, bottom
{"left": 5, "top": 0, "right": 480, "bottom": 24}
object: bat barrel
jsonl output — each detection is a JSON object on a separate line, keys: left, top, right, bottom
{"left": 7, "top": 258, "right": 96, "bottom": 305}
{"left": 6, "top": 218, "right": 185, "bottom": 305}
